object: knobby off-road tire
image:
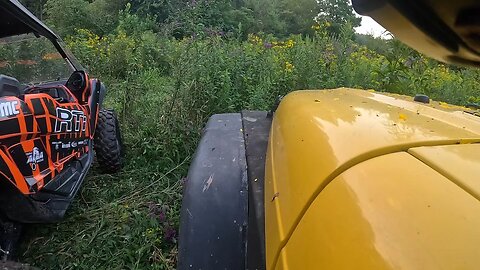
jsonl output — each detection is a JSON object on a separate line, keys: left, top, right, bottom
{"left": 94, "top": 109, "right": 124, "bottom": 173}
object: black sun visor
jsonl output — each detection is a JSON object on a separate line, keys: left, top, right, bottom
{"left": 353, "top": 0, "right": 480, "bottom": 67}
{"left": 0, "top": 0, "right": 58, "bottom": 40}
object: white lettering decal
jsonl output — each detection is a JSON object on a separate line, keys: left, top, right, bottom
{"left": 54, "top": 108, "right": 87, "bottom": 133}
{"left": 0, "top": 101, "right": 19, "bottom": 117}
{"left": 26, "top": 147, "right": 44, "bottom": 171}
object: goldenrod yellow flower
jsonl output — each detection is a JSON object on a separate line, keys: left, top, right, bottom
{"left": 285, "top": 61, "right": 294, "bottom": 72}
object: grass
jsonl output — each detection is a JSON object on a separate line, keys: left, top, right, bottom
{"left": 20, "top": 157, "right": 188, "bottom": 269}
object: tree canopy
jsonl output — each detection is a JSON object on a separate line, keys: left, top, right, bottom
{"left": 20, "top": 0, "right": 362, "bottom": 38}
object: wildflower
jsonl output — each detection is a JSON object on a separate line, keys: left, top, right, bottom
{"left": 164, "top": 225, "right": 177, "bottom": 243}
{"left": 285, "top": 61, "right": 294, "bottom": 73}
{"left": 285, "top": 39, "right": 295, "bottom": 48}
{"left": 147, "top": 202, "right": 167, "bottom": 224}
{"left": 264, "top": 42, "right": 273, "bottom": 49}
{"left": 248, "top": 34, "right": 263, "bottom": 45}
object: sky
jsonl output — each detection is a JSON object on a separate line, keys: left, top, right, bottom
{"left": 355, "top": 15, "right": 390, "bottom": 38}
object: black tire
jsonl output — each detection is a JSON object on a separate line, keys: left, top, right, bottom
{"left": 94, "top": 109, "right": 124, "bottom": 173}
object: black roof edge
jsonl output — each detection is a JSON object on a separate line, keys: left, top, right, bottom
{"left": 1, "top": 0, "right": 59, "bottom": 40}
{"left": 352, "top": 0, "right": 388, "bottom": 15}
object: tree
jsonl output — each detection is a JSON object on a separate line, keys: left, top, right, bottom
{"left": 44, "top": 0, "right": 126, "bottom": 37}
{"left": 20, "top": 0, "right": 47, "bottom": 19}
{"left": 87, "top": 0, "right": 129, "bottom": 35}
{"left": 240, "top": 0, "right": 286, "bottom": 35}
{"left": 44, "top": 0, "right": 93, "bottom": 37}
{"left": 130, "top": 0, "right": 175, "bottom": 24}
{"left": 280, "top": 0, "right": 318, "bottom": 36}
{"left": 316, "top": 0, "right": 361, "bottom": 36}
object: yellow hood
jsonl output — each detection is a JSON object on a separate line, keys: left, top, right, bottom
{"left": 265, "top": 88, "right": 480, "bottom": 269}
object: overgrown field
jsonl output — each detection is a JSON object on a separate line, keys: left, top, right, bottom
{"left": 14, "top": 3, "right": 480, "bottom": 270}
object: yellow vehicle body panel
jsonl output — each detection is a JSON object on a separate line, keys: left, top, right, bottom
{"left": 409, "top": 144, "right": 480, "bottom": 201}
{"left": 265, "top": 88, "right": 480, "bottom": 269}
{"left": 279, "top": 152, "right": 480, "bottom": 270}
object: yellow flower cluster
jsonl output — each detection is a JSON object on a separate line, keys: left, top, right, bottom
{"left": 348, "top": 45, "right": 385, "bottom": 66}
{"left": 325, "top": 43, "right": 335, "bottom": 52}
{"left": 311, "top": 21, "right": 331, "bottom": 32}
{"left": 248, "top": 34, "right": 295, "bottom": 50}
{"left": 271, "top": 39, "right": 295, "bottom": 49}
{"left": 248, "top": 34, "right": 263, "bottom": 45}
{"left": 285, "top": 39, "right": 295, "bottom": 48}
{"left": 75, "top": 28, "right": 102, "bottom": 50}
{"left": 146, "top": 228, "right": 155, "bottom": 236}
{"left": 67, "top": 28, "right": 109, "bottom": 57}
{"left": 285, "top": 61, "right": 294, "bottom": 72}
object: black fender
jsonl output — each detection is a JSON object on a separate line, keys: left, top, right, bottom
{"left": 242, "top": 111, "right": 271, "bottom": 270}
{"left": 88, "top": 79, "right": 106, "bottom": 135}
{"left": 178, "top": 113, "right": 248, "bottom": 270}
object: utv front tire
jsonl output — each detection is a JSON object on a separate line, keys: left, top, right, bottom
{"left": 94, "top": 109, "right": 124, "bottom": 173}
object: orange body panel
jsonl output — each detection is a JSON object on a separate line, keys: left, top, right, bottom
{"left": 0, "top": 84, "right": 92, "bottom": 194}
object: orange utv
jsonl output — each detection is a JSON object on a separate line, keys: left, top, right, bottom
{"left": 0, "top": 0, "right": 124, "bottom": 259}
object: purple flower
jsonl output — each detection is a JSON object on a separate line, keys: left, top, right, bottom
{"left": 264, "top": 42, "right": 273, "bottom": 49}
{"left": 164, "top": 226, "right": 177, "bottom": 243}
{"left": 147, "top": 202, "right": 167, "bottom": 224}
